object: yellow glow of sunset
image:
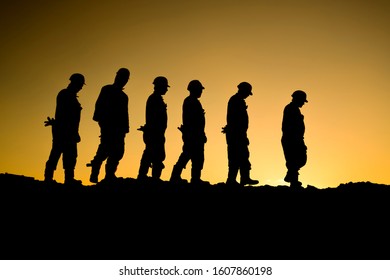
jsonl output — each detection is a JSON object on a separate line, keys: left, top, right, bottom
{"left": 1, "top": 0, "right": 389, "bottom": 188}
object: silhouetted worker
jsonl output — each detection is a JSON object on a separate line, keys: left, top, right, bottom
{"left": 170, "top": 80, "right": 208, "bottom": 185}
{"left": 87, "top": 68, "right": 130, "bottom": 183}
{"left": 222, "top": 82, "right": 259, "bottom": 186}
{"left": 282, "top": 90, "right": 308, "bottom": 188}
{"left": 44, "top": 73, "right": 85, "bottom": 185}
{"left": 137, "top": 76, "right": 169, "bottom": 181}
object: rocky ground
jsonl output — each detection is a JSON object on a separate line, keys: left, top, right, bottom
{"left": 1, "top": 173, "right": 389, "bottom": 260}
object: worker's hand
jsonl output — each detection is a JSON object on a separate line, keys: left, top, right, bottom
{"left": 44, "top": 117, "right": 55, "bottom": 127}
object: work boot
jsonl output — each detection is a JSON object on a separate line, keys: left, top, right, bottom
{"left": 170, "top": 164, "right": 186, "bottom": 183}
{"left": 137, "top": 160, "right": 150, "bottom": 181}
{"left": 226, "top": 166, "right": 239, "bottom": 186}
{"left": 190, "top": 168, "right": 201, "bottom": 183}
{"left": 103, "top": 162, "right": 120, "bottom": 184}
{"left": 64, "top": 169, "right": 82, "bottom": 186}
{"left": 290, "top": 181, "right": 303, "bottom": 189}
{"left": 101, "top": 173, "right": 119, "bottom": 185}
{"left": 152, "top": 167, "right": 163, "bottom": 180}
{"left": 286, "top": 170, "right": 299, "bottom": 186}
{"left": 65, "top": 178, "right": 83, "bottom": 186}
{"left": 240, "top": 169, "right": 259, "bottom": 186}
{"left": 284, "top": 169, "right": 300, "bottom": 183}
{"left": 87, "top": 160, "right": 101, "bottom": 184}
{"left": 90, "top": 173, "right": 98, "bottom": 184}
{"left": 284, "top": 172, "right": 292, "bottom": 183}
{"left": 240, "top": 178, "right": 259, "bottom": 186}
{"left": 44, "top": 167, "right": 56, "bottom": 183}
{"left": 190, "top": 178, "right": 210, "bottom": 186}
{"left": 190, "top": 168, "right": 209, "bottom": 186}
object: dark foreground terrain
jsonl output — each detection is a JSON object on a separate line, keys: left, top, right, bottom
{"left": 1, "top": 173, "right": 389, "bottom": 260}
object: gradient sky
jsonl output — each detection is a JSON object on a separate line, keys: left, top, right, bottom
{"left": 1, "top": 0, "right": 389, "bottom": 188}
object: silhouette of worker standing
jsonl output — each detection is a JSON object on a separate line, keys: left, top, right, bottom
{"left": 223, "top": 82, "right": 259, "bottom": 186}
{"left": 137, "top": 76, "right": 169, "bottom": 182}
{"left": 44, "top": 73, "right": 85, "bottom": 185}
{"left": 170, "top": 80, "right": 208, "bottom": 185}
{"left": 282, "top": 90, "right": 308, "bottom": 188}
{"left": 87, "top": 68, "right": 130, "bottom": 183}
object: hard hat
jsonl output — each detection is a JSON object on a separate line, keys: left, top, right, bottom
{"left": 187, "top": 80, "right": 204, "bottom": 91}
{"left": 237, "top": 82, "right": 252, "bottom": 95}
{"left": 153, "top": 76, "right": 170, "bottom": 87}
{"left": 116, "top": 68, "right": 130, "bottom": 77}
{"left": 292, "top": 90, "right": 308, "bottom": 102}
{"left": 69, "top": 73, "right": 86, "bottom": 85}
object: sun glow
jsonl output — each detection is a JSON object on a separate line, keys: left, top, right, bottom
{"left": 0, "top": 1, "right": 389, "bottom": 188}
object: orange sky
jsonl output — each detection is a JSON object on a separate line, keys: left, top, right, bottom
{"left": 1, "top": 0, "right": 389, "bottom": 188}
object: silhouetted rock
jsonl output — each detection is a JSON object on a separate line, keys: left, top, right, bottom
{"left": 0, "top": 173, "right": 389, "bottom": 260}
